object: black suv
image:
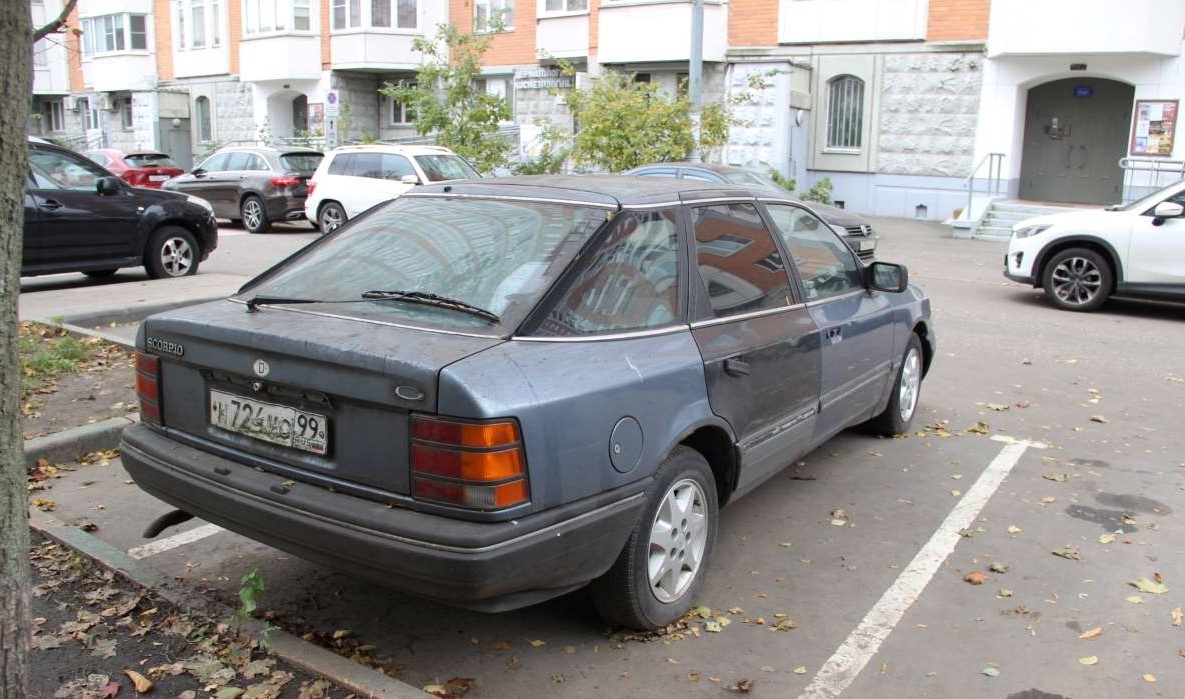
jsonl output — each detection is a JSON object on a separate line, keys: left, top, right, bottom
{"left": 23, "top": 138, "right": 218, "bottom": 279}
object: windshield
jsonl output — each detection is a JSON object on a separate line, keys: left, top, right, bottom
{"left": 125, "top": 153, "right": 178, "bottom": 168}
{"left": 279, "top": 153, "right": 323, "bottom": 173}
{"left": 415, "top": 154, "right": 480, "bottom": 182}
{"left": 239, "top": 195, "right": 610, "bottom": 333}
{"left": 1111, "top": 179, "right": 1185, "bottom": 212}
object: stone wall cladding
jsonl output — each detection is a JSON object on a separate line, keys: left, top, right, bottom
{"left": 726, "top": 62, "right": 786, "bottom": 170}
{"left": 877, "top": 52, "right": 982, "bottom": 177}
{"left": 214, "top": 81, "right": 257, "bottom": 145}
{"left": 332, "top": 73, "right": 381, "bottom": 141}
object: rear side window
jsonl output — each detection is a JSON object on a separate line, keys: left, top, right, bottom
{"left": 533, "top": 209, "right": 681, "bottom": 337}
{"left": 693, "top": 203, "right": 792, "bottom": 317}
{"left": 327, "top": 153, "right": 353, "bottom": 175}
{"left": 380, "top": 154, "right": 415, "bottom": 179}
{"left": 350, "top": 153, "right": 383, "bottom": 178}
{"left": 125, "top": 153, "right": 177, "bottom": 168}
{"left": 280, "top": 153, "right": 323, "bottom": 172}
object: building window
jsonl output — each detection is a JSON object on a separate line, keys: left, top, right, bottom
{"left": 390, "top": 88, "right": 415, "bottom": 124}
{"left": 544, "top": 0, "right": 587, "bottom": 12}
{"left": 84, "top": 107, "right": 101, "bottom": 131}
{"left": 43, "top": 101, "right": 64, "bottom": 132}
{"left": 120, "top": 99, "right": 134, "bottom": 130}
{"left": 177, "top": 0, "right": 224, "bottom": 49}
{"left": 191, "top": 0, "right": 206, "bottom": 47}
{"left": 474, "top": 0, "right": 514, "bottom": 32}
{"left": 244, "top": 0, "right": 312, "bottom": 34}
{"left": 370, "top": 0, "right": 416, "bottom": 28}
{"left": 826, "top": 75, "right": 864, "bottom": 150}
{"left": 196, "top": 96, "right": 212, "bottom": 142}
{"left": 82, "top": 14, "right": 149, "bottom": 56}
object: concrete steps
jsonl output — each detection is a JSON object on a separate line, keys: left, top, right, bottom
{"left": 971, "top": 201, "right": 1085, "bottom": 241}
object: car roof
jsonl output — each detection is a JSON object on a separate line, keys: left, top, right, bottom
{"left": 216, "top": 145, "right": 322, "bottom": 155}
{"left": 630, "top": 162, "right": 745, "bottom": 176}
{"left": 327, "top": 144, "right": 456, "bottom": 156}
{"left": 409, "top": 174, "right": 782, "bottom": 207}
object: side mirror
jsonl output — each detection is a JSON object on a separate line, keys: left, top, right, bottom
{"left": 1152, "top": 201, "right": 1184, "bottom": 221}
{"left": 95, "top": 176, "right": 122, "bottom": 196}
{"left": 192, "top": 168, "right": 206, "bottom": 177}
{"left": 400, "top": 174, "right": 420, "bottom": 185}
{"left": 869, "top": 261, "right": 909, "bottom": 293}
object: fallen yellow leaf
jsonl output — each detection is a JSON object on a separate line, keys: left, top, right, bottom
{"left": 529, "top": 639, "right": 546, "bottom": 647}
{"left": 1078, "top": 627, "right": 1102, "bottom": 639}
{"left": 1143, "top": 674, "right": 1156, "bottom": 682}
{"left": 1126, "top": 596, "right": 1144, "bottom": 604}
{"left": 1098, "top": 533, "right": 1116, "bottom": 544}
{"left": 793, "top": 667, "right": 807, "bottom": 675}
{"left": 123, "top": 669, "right": 153, "bottom": 693}
{"left": 1174, "top": 607, "right": 1183, "bottom": 626}
{"left": 1078, "top": 656, "right": 1098, "bottom": 666}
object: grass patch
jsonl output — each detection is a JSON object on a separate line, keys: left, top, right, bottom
{"left": 19, "top": 322, "right": 132, "bottom": 403}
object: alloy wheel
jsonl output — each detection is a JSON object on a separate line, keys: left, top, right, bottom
{"left": 648, "top": 478, "right": 709, "bottom": 603}
{"left": 1050, "top": 256, "right": 1103, "bottom": 307}
{"left": 319, "top": 204, "right": 345, "bottom": 232}
{"left": 898, "top": 347, "right": 921, "bottom": 423}
{"left": 159, "top": 236, "right": 194, "bottom": 276}
{"left": 242, "top": 199, "right": 264, "bottom": 231}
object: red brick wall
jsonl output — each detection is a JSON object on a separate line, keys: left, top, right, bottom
{"left": 927, "top": 0, "right": 990, "bottom": 41}
{"left": 729, "top": 0, "right": 778, "bottom": 47}
{"left": 450, "top": 0, "right": 537, "bottom": 66}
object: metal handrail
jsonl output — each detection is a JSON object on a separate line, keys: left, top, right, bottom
{"left": 965, "top": 152, "right": 1005, "bottom": 222}
{"left": 1118, "top": 157, "right": 1185, "bottom": 202}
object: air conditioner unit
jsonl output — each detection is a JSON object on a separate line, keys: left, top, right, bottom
{"left": 63, "top": 96, "right": 80, "bottom": 112}
{"left": 91, "top": 93, "right": 113, "bottom": 111}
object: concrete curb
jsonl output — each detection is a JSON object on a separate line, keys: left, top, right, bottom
{"left": 24, "top": 415, "right": 139, "bottom": 468}
{"left": 29, "top": 508, "right": 428, "bottom": 699}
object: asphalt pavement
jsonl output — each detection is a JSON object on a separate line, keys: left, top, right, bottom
{"left": 23, "top": 217, "right": 1185, "bottom": 698}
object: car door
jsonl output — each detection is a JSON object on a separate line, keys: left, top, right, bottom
{"left": 344, "top": 152, "right": 388, "bottom": 217}
{"left": 219, "top": 151, "right": 257, "bottom": 216}
{"left": 22, "top": 177, "right": 42, "bottom": 269}
{"left": 182, "top": 153, "right": 230, "bottom": 216}
{"left": 27, "top": 146, "right": 141, "bottom": 267}
{"left": 1124, "top": 188, "right": 1185, "bottom": 287}
{"left": 764, "top": 202, "right": 894, "bottom": 440}
{"left": 688, "top": 200, "right": 822, "bottom": 494}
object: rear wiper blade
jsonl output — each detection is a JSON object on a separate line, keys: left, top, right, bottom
{"left": 361, "top": 290, "right": 501, "bottom": 324}
{"left": 245, "top": 295, "right": 323, "bottom": 312}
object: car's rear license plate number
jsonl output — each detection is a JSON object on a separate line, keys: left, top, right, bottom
{"left": 209, "top": 390, "right": 328, "bottom": 455}
{"left": 148, "top": 175, "right": 170, "bottom": 182}
{"left": 859, "top": 239, "right": 876, "bottom": 251}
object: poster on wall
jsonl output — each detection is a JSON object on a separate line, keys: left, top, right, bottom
{"left": 1130, "top": 99, "right": 1178, "bottom": 157}
{"left": 308, "top": 103, "right": 325, "bottom": 137}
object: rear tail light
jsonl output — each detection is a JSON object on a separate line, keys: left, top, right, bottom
{"left": 270, "top": 176, "right": 302, "bottom": 187}
{"left": 135, "top": 352, "right": 161, "bottom": 425}
{"left": 307, "top": 180, "right": 317, "bottom": 197}
{"left": 123, "top": 171, "right": 147, "bottom": 187}
{"left": 410, "top": 415, "right": 528, "bottom": 510}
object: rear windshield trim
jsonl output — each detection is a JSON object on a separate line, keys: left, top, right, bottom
{"left": 401, "top": 191, "right": 619, "bottom": 209}
{"left": 224, "top": 298, "right": 505, "bottom": 339}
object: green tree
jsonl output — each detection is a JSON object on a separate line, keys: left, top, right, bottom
{"left": 380, "top": 23, "right": 511, "bottom": 174}
{"left": 560, "top": 70, "right": 734, "bottom": 172}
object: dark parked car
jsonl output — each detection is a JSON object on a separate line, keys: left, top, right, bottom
{"left": 122, "top": 176, "right": 933, "bottom": 629}
{"left": 85, "top": 148, "right": 185, "bottom": 189}
{"left": 164, "top": 146, "right": 323, "bottom": 233}
{"left": 23, "top": 138, "right": 218, "bottom": 279}
{"left": 626, "top": 162, "right": 878, "bottom": 261}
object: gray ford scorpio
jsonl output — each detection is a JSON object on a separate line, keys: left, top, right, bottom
{"left": 122, "top": 176, "right": 934, "bottom": 630}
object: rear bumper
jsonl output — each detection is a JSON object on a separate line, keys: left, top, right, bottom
{"left": 121, "top": 424, "right": 646, "bottom": 611}
{"left": 266, "top": 196, "right": 308, "bottom": 221}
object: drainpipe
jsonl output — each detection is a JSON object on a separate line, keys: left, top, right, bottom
{"left": 687, "top": 0, "right": 704, "bottom": 162}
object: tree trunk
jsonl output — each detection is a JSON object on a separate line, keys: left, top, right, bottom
{"left": 0, "top": 0, "right": 32, "bottom": 694}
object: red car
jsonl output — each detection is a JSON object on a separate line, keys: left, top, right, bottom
{"left": 85, "top": 149, "right": 185, "bottom": 189}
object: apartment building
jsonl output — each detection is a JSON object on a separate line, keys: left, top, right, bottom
{"left": 27, "top": 0, "right": 1185, "bottom": 220}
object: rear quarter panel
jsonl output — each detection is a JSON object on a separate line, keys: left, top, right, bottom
{"left": 437, "top": 331, "right": 725, "bottom": 512}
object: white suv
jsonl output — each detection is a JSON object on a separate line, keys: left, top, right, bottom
{"left": 305, "top": 144, "right": 479, "bottom": 232}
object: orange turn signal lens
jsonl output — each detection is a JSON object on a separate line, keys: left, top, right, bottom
{"left": 411, "top": 444, "right": 524, "bottom": 482}
{"left": 411, "top": 416, "right": 519, "bottom": 448}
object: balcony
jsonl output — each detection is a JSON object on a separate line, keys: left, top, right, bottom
{"left": 82, "top": 53, "right": 157, "bottom": 92}
{"left": 597, "top": 0, "right": 727, "bottom": 65}
{"left": 239, "top": 34, "right": 321, "bottom": 82}
{"left": 537, "top": 12, "right": 589, "bottom": 60}
{"left": 988, "top": 0, "right": 1183, "bottom": 57}
{"left": 330, "top": 31, "right": 424, "bottom": 71}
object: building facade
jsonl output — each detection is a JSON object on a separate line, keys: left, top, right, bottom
{"left": 28, "top": 0, "right": 1185, "bottom": 220}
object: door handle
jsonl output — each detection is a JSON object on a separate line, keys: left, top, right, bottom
{"left": 38, "top": 198, "right": 62, "bottom": 210}
{"left": 723, "top": 358, "right": 751, "bottom": 377}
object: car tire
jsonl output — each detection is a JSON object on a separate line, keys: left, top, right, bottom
{"left": 318, "top": 202, "right": 347, "bottom": 233}
{"left": 83, "top": 268, "right": 118, "bottom": 278}
{"left": 241, "top": 195, "right": 271, "bottom": 234}
{"left": 1041, "top": 247, "right": 1112, "bottom": 312}
{"left": 144, "top": 226, "right": 199, "bottom": 279}
{"left": 868, "top": 333, "right": 924, "bottom": 436}
{"left": 590, "top": 446, "right": 718, "bottom": 630}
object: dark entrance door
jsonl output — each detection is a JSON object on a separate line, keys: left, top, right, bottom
{"left": 1019, "top": 78, "right": 1134, "bottom": 205}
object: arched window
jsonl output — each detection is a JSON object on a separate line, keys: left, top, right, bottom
{"left": 826, "top": 76, "right": 864, "bottom": 150}
{"left": 196, "top": 96, "right": 212, "bottom": 142}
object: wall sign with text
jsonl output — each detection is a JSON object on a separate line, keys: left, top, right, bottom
{"left": 1130, "top": 99, "right": 1178, "bottom": 157}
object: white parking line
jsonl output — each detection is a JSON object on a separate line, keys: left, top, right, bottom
{"left": 127, "top": 523, "right": 225, "bottom": 560}
{"left": 796, "top": 435, "right": 1045, "bottom": 699}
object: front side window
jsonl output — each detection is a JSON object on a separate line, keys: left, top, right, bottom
{"left": 533, "top": 209, "right": 681, "bottom": 337}
{"left": 241, "top": 196, "right": 608, "bottom": 334}
{"left": 199, "top": 152, "right": 229, "bottom": 172}
{"left": 826, "top": 75, "right": 864, "bottom": 150}
{"left": 414, "top": 154, "right": 480, "bottom": 182}
{"left": 764, "top": 203, "right": 862, "bottom": 300}
{"left": 474, "top": 0, "right": 514, "bottom": 32}
{"left": 82, "top": 14, "right": 148, "bottom": 55}
{"left": 29, "top": 149, "right": 108, "bottom": 191}
{"left": 693, "top": 203, "right": 792, "bottom": 317}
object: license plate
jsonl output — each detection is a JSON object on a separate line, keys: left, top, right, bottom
{"left": 209, "top": 389, "right": 328, "bottom": 455}
{"left": 148, "top": 175, "right": 170, "bottom": 182}
{"left": 859, "top": 239, "right": 876, "bottom": 251}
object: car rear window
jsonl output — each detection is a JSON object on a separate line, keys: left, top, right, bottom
{"left": 280, "top": 153, "right": 323, "bottom": 173}
{"left": 414, "top": 154, "right": 480, "bottom": 182}
{"left": 125, "top": 153, "right": 177, "bottom": 168}
{"left": 240, "top": 196, "right": 609, "bottom": 334}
